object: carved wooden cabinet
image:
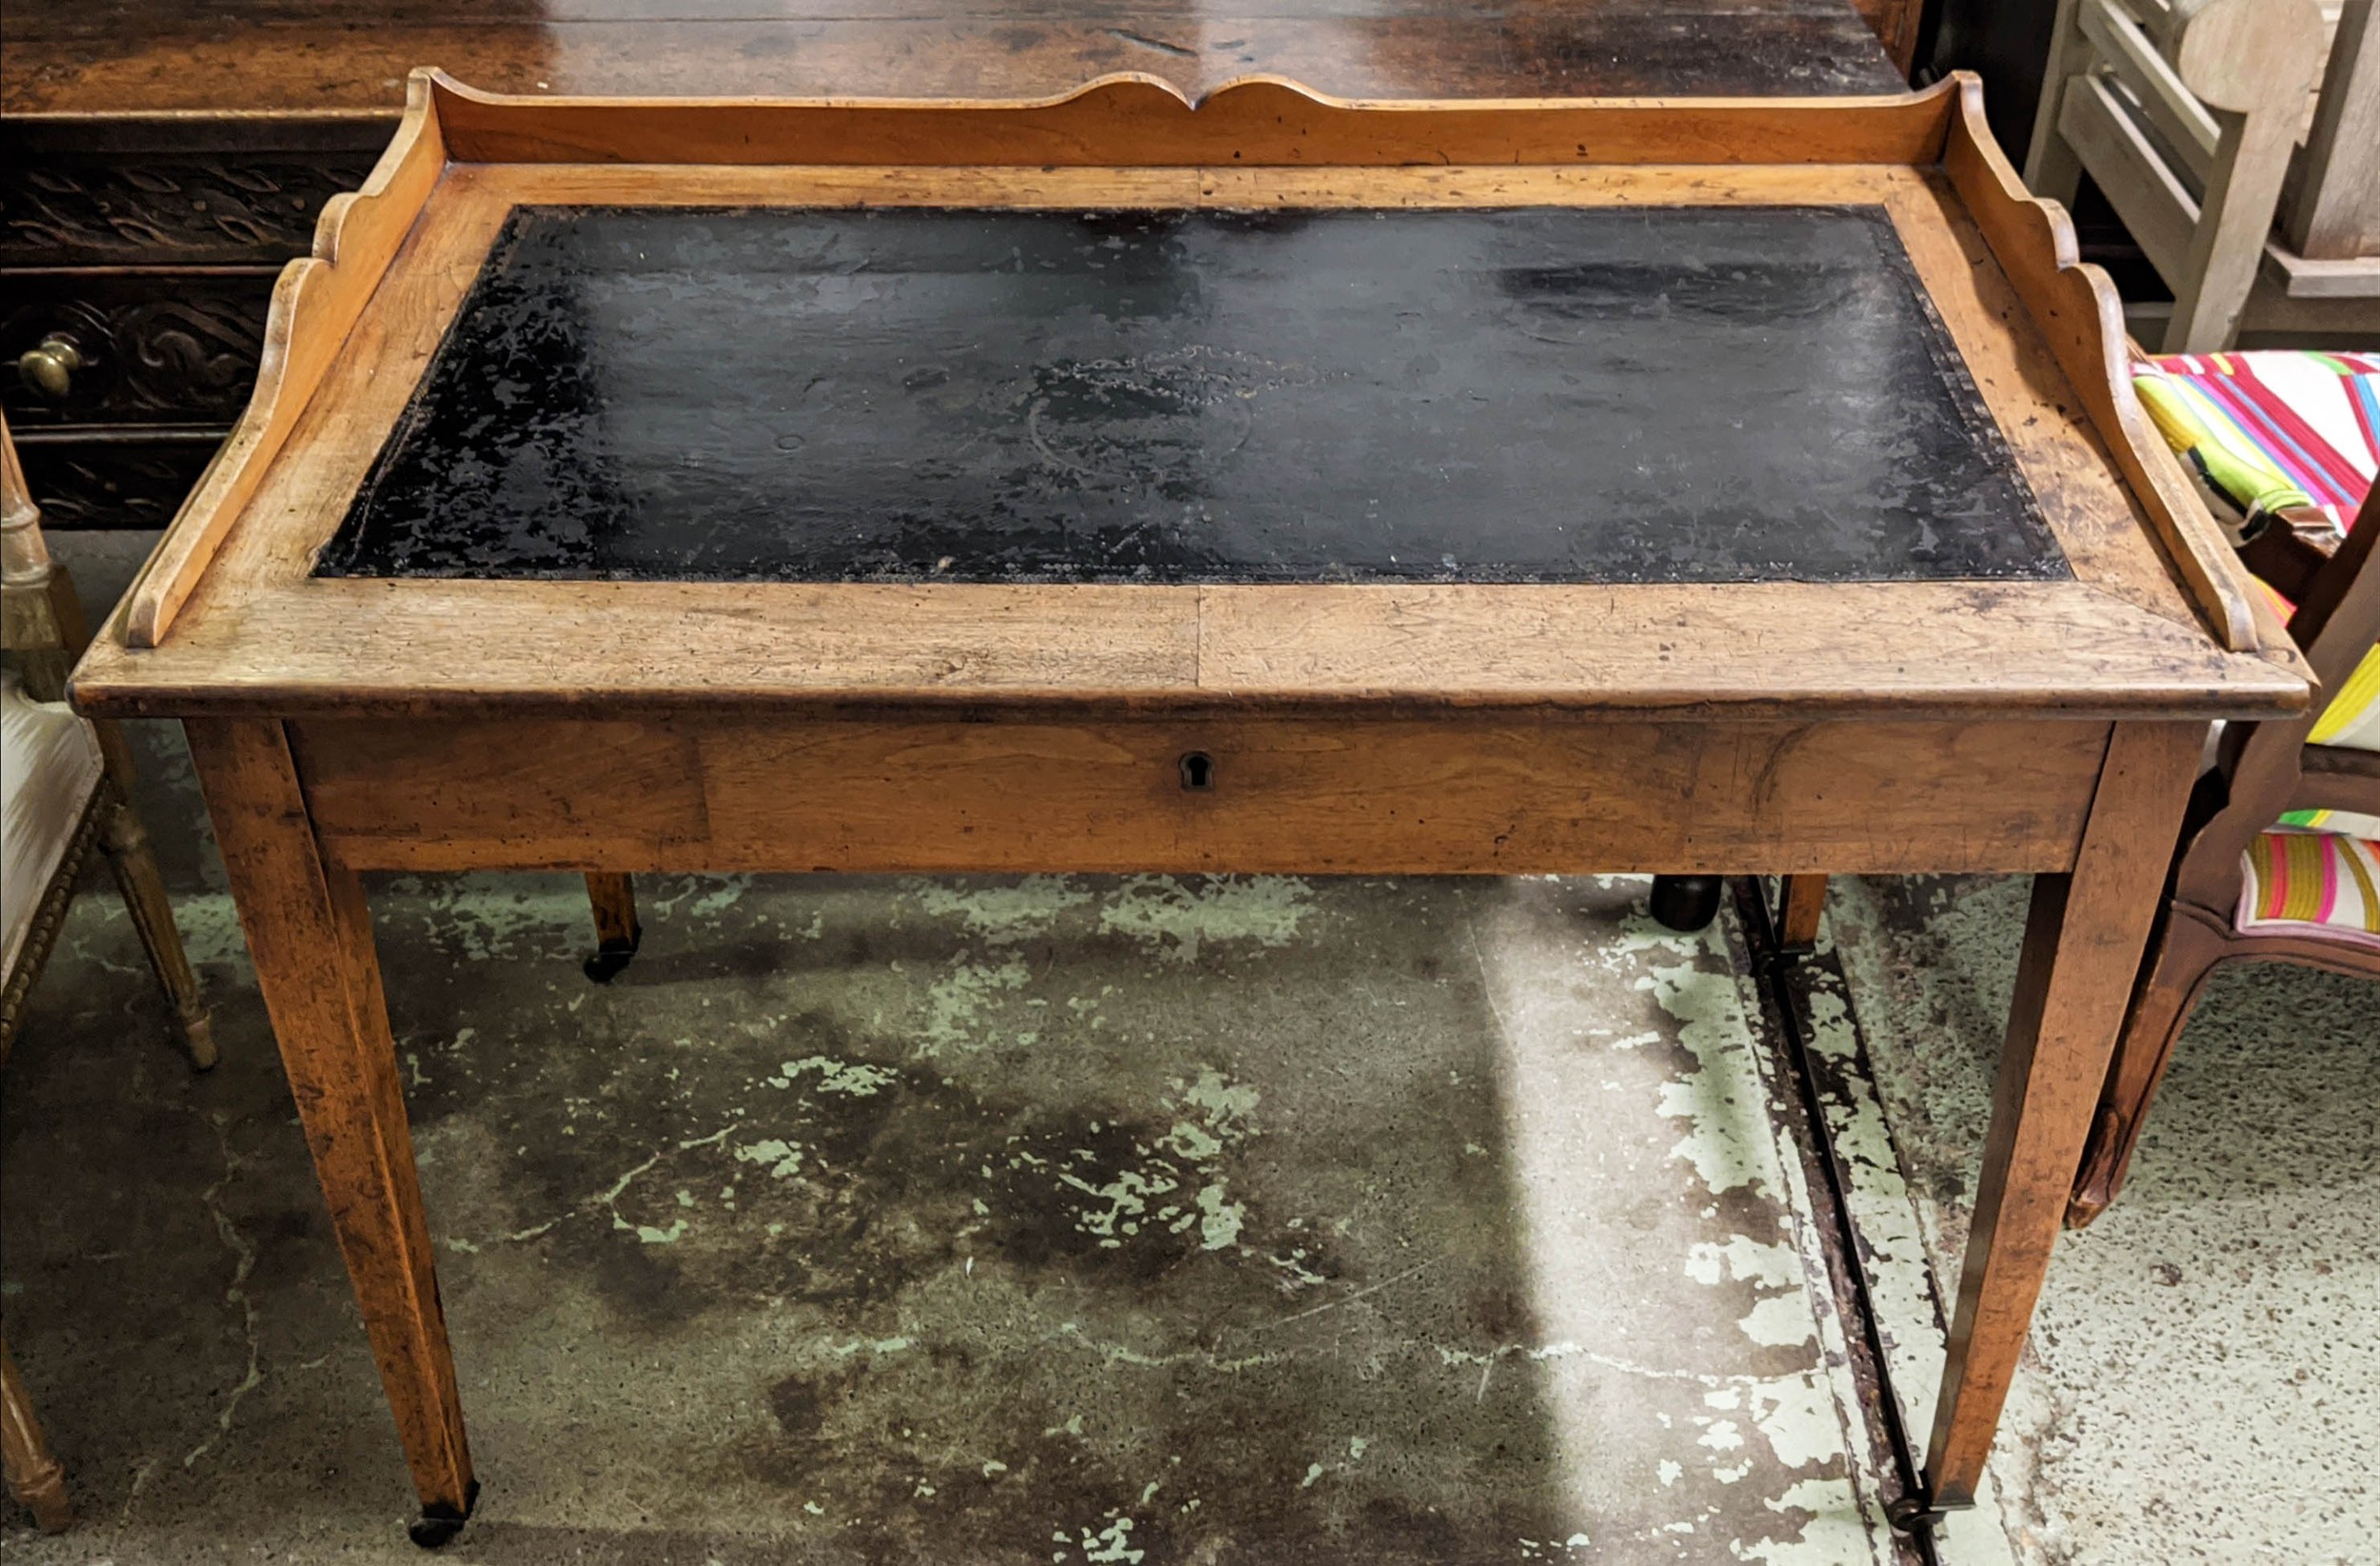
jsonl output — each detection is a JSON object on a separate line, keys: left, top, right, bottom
{"left": 0, "top": 117, "right": 392, "bottom": 528}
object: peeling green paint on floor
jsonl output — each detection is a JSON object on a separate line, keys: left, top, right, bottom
{"left": 6, "top": 841, "right": 1913, "bottom": 1564}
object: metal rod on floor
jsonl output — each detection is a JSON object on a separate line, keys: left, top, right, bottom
{"left": 1732, "top": 876, "right": 1945, "bottom": 1566}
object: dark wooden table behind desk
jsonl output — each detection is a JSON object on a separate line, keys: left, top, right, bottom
{"left": 0, "top": 2, "right": 1910, "bottom": 532}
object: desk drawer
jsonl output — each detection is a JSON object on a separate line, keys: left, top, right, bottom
{"left": 1, "top": 115, "right": 391, "bottom": 531}
{"left": 0, "top": 121, "right": 387, "bottom": 269}
{"left": 10, "top": 432, "right": 220, "bottom": 530}
{"left": 2, "top": 271, "right": 272, "bottom": 429}
{"left": 289, "top": 713, "right": 2111, "bottom": 878}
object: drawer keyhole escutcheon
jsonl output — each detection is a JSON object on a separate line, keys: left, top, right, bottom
{"left": 1180, "top": 751, "right": 1215, "bottom": 791}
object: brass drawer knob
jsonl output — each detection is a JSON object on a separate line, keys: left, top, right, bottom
{"left": 17, "top": 334, "right": 84, "bottom": 401}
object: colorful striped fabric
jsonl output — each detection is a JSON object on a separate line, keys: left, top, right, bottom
{"left": 2238, "top": 830, "right": 2380, "bottom": 950}
{"left": 2279, "top": 618, "right": 2380, "bottom": 830}
{"left": 2310, "top": 644, "right": 2380, "bottom": 753}
{"left": 2133, "top": 370, "right": 2315, "bottom": 525}
{"left": 2142, "top": 351, "right": 2380, "bottom": 536}
{"left": 2136, "top": 354, "right": 2380, "bottom": 954}
{"left": 2278, "top": 808, "right": 2380, "bottom": 838}
{"left": 2136, "top": 350, "right": 2380, "bottom": 765}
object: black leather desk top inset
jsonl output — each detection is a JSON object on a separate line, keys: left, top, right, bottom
{"left": 316, "top": 205, "right": 2066, "bottom": 585}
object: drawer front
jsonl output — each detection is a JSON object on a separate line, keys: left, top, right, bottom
{"left": 0, "top": 124, "right": 387, "bottom": 269}
{"left": 2, "top": 271, "right": 273, "bottom": 428}
{"left": 291, "top": 713, "right": 2111, "bottom": 878}
{"left": 11, "top": 435, "right": 221, "bottom": 530}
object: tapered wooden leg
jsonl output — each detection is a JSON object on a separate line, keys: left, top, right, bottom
{"left": 1, "top": 1340, "right": 72, "bottom": 1534}
{"left": 1776, "top": 874, "right": 1830, "bottom": 952}
{"left": 2066, "top": 905, "right": 2229, "bottom": 1227}
{"left": 1914, "top": 723, "right": 2204, "bottom": 1519}
{"left": 97, "top": 789, "right": 216, "bottom": 1070}
{"left": 186, "top": 720, "right": 476, "bottom": 1541}
{"left": 582, "top": 872, "right": 641, "bottom": 982}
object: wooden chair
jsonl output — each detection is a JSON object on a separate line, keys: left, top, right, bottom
{"left": 2026, "top": 0, "right": 2380, "bottom": 351}
{"left": 3, "top": 412, "right": 217, "bottom": 1533}
{"left": 2068, "top": 482, "right": 2380, "bottom": 1222}
{"left": 1, "top": 419, "right": 212, "bottom": 1066}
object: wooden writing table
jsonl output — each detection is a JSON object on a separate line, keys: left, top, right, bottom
{"left": 69, "top": 69, "right": 2311, "bottom": 1544}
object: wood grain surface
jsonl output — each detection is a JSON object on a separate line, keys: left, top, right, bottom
{"left": 1, "top": 1, "right": 1903, "bottom": 116}
{"left": 122, "top": 73, "right": 447, "bottom": 648}
{"left": 1940, "top": 74, "right": 2287, "bottom": 657}
{"left": 69, "top": 126, "right": 2310, "bottom": 722}
{"left": 419, "top": 69, "right": 1960, "bottom": 167}
{"left": 1919, "top": 719, "right": 2205, "bottom": 1505}
{"left": 183, "top": 717, "right": 475, "bottom": 1519}
{"left": 289, "top": 712, "right": 2113, "bottom": 876}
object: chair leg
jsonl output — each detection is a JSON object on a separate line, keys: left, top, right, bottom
{"left": 2066, "top": 905, "right": 2228, "bottom": 1227}
{"left": 99, "top": 792, "right": 215, "bottom": 1071}
{"left": 1, "top": 1340, "right": 72, "bottom": 1534}
{"left": 583, "top": 873, "right": 642, "bottom": 983}
{"left": 2022, "top": 0, "right": 2093, "bottom": 201}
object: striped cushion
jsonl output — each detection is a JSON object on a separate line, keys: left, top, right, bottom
{"left": 2244, "top": 575, "right": 2380, "bottom": 762}
{"left": 2135, "top": 368, "right": 2318, "bottom": 525}
{"left": 2139, "top": 353, "right": 2380, "bottom": 948}
{"left": 2138, "top": 351, "right": 2380, "bottom": 758}
{"left": 2278, "top": 809, "right": 2380, "bottom": 839}
{"left": 2238, "top": 831, "right": 2380, "bottom": 950}
{"left": 2309, "top": 645, "right": 2380, "bottom": 754}
{"left": 2141, "top": 350, "right": 2378, "bottom": 537}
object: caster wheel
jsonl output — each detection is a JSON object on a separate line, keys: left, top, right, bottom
{"left": 1649, "top": 874, "right": 1724, "bottom": 932}
{"left": 583, "top": 937, "right": 639, "bottom": 983}
{"left": 408, "top": 1514, "right": 465, "bottom": 1550}
{"left": 407, "top": 1481, "right": 480, "bottom": 1550}
{"left": 1884, "top": 1493, "right": 1948, "bottom": 1534}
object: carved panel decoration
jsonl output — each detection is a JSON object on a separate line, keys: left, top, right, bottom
{"left": 1, "top": 117, "right": 390, "bottom": 530}
{"left": 0, "top": 156, "right": 378, "bottom": 267}
{"left": 12, "top": 439, "right": 221, "bottom": 530}
{"left": 0, "top": 119, "right": 391, "bottom": 268}
{"left": 2, "top": 275, "right": 274, "bottom": 426}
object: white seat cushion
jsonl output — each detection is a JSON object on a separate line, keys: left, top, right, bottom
{"left": 2, "top": 669, "right": 105, "bottom": 981}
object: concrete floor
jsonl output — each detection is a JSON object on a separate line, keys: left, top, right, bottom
{"left": 1825, "top": 878, "right": 2380, "bottom": 1565}
{"left": 2, "top": 795, "right": 1903, "bottom": 1560}
{"left": 4, "top": 538, "right": 2375, "bottom": 1564}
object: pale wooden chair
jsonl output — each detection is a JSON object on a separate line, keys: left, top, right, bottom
{"left": 2067, "top": 481, "right": 2380, "bottom": 1223}
{"left": 1, "top": 420, "right": 212, "bottom": 1066}
{"left": 3, "top": 412, "right": 217, "bottom": 1533}
{"left": 2026, "top": 0, "right": 2380, "bottom": 351}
